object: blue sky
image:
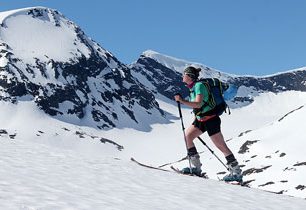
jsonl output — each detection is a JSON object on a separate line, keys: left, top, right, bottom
{"left": 1, "top": 0, "right": 306, "bottom": 76}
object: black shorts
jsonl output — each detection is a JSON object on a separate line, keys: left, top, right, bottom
{"left": 192, "top": 116, "right": 221, "bottom": 136}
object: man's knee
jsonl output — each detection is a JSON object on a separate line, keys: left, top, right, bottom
{"left": 185, "top": 133, "right": 196, "bottom": 143}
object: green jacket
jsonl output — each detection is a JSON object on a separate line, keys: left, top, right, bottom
{"left": 189, "top": 82, "right": 210, "bottom": 119}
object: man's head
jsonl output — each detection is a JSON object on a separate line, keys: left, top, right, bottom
{"left": 183, "top": 66, "right": 201, "bottom": 81}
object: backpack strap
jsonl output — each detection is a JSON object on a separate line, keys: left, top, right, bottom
{"left": 192, "top": 78, "right": 231, "bottom": 117}
{"left": 202, "top": 81, "right": 216, "bottom": 108}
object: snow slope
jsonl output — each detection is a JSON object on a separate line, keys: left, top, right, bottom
{"left": 104, "top": 91, "right": 306, "bottom": 199}
{"left": 0, "top": 7, "right": 91, "bottom": 64}
{"left": 1, "top": 136, "right": 306, "bottom": 210}
{"left": 1, "top": 91, "right": 306, "bottom": 209}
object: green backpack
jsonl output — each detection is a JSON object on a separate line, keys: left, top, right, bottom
{"left": 193, "top": 78, "right": 230, "bottom": 117}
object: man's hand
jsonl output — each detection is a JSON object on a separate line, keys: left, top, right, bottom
{"left": 174, "top": 94, "right": 183, "bottom": 103}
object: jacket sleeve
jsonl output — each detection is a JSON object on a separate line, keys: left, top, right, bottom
{"left": 194, "top": 82, "right": 208, "bottom": 104}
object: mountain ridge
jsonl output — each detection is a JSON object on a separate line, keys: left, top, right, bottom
{"left": 140, "top": 49, "right": 306, "bottom": 78}
{"left": 132, "top": 51, "right": 306, "bottom": 107}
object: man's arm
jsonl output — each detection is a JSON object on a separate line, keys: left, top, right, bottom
{"left": 174, "top": 94, "right": 203, "bottom": 109}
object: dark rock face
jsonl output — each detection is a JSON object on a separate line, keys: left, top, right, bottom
{"left": 231, "top": 70, "right": 306, "bottom": 93}
{"left": 1, "top": 53, "right": 164, "bottom": 129}
{"left": 131, "top": 55, "right": 189, "bottom": 99}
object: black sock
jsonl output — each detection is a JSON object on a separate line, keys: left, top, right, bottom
{"left": 187, "top": 147, "right": 198, "bottom": 156}
{"left": 225, "top": 154, "right": 236, "bottom": 165}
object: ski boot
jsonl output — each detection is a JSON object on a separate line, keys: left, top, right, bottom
{"left": 181, "top": 153, "right": 203, "bottom": 176}
{"left": 223, "top": 160, "right": 243, "bottom": 183}
{"left": 180, "top": 167, "right": 202, "bottom": 176}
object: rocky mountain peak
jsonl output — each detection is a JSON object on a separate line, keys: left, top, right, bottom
{"left": 132, "top": 51, "right": 306, "bottom": 107}
{"left": 0, "top": 7, "right": 166, "bottom": 130}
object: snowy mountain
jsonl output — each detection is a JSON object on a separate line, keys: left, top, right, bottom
{"left": 130, "top": 50, "right": 232, "bottom": 100}
{"left": 131, "top": 50, "right": 306, "bottom": 107}
{"left": 231, "top": 68, "right": 306, "bottom": 105}
{"left": 0, "top": 7, "right": 166, "bottom": 131}
{"left": 1, "top": 7, "right": 305, "bottom": 131}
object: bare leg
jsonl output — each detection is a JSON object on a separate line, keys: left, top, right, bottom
{"left": 210, "top": 131, "right": 243, "bottom": 181}
{"left": 209, "top": 132, "right": 232, "bottom": 157}
{"left": 185, "top": 125, "right": 203, "bottom": 149}
{"left": 184, "top": 125, "right": 203, "bottom": 171}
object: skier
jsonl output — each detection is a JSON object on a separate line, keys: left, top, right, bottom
{"left": 174, "top": 66, "right": 242, "bottom": 182}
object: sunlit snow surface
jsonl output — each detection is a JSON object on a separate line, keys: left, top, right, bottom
{"left": 1, "top": 91, "right": 306, "bottom": 209}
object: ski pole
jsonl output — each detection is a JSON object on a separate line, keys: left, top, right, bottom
{"left": 176, "top": 101, "right": 193, "bottom": 172}
{"left": 197, "top": 136, "right": 229, "bottom": 170}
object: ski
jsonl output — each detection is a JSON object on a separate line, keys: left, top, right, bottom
{"left": 131, "top": 157, "right": 249, "bottom": 187}
{"left": 130, "top": 157, "right": 170, "bottom": 172}
{"left": 217, "top": 176, "right": 249, "bottom": 187}
{"left": 131, "top": 157, "right": 208, "bottom": 179}
{"left": 170, "top": 166, "right": 209, "bottom": 179}
{"left": 171, "top": 165, "right": 249, "bottom": 187}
